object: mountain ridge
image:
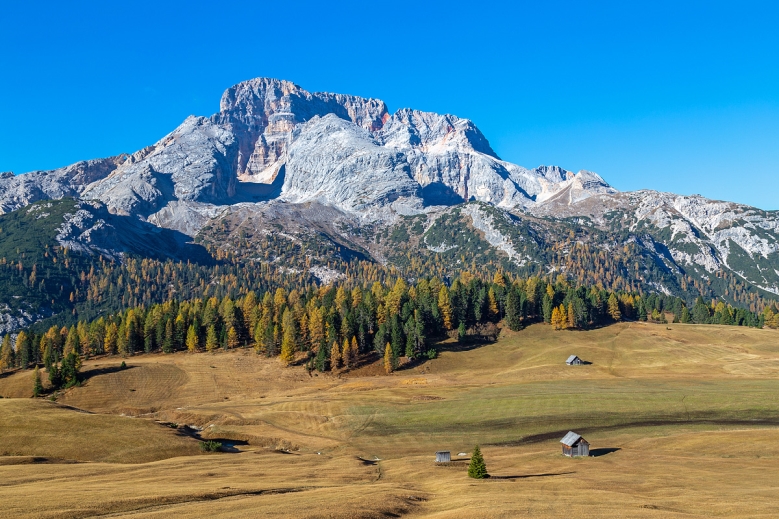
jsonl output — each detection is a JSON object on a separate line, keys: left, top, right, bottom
{"left": 0, "top": 77, "right": 776, "bottom": 335}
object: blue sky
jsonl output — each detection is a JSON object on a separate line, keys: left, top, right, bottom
{"left": 2, "top": 1, "right": 778, "bottom": 209}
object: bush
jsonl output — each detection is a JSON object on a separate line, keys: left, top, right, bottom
{"left": 120, "top": 361, "right": 126, "bottom": 369}
{"left": 199, "top": 440, "right": 222, "bottom": 452}
{"left": 425, "top": 348, "right": 437, "bottom": 360}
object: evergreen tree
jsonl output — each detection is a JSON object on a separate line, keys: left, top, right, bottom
{"left": 32, "top": 366, "right": 43, "bottom": 397}
{"left": 638, "top": 302, "right": 648, "bottom": 321}
{"left": 505, "top": 288, "right": 522, "bottom": 331}
{"left": 16, "top": 331, "right": 30, "bottom": 369}
{"left": 60, "top": 351, "right": 81, "bottom": 388}
{"left": 468, "top": 445, "right": 488, "bottom": 479}
{"left": 384, "top": 342, "right": 394, "bottom": 374}
{"left": 205, "top": 325, "right": 219, "bottom": 352}
{"left": 542, "top": 293, "right": 553, "bottom": 323}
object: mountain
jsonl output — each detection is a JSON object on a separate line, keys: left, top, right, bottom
{"left": 0, "top": 77, "right": 776, "bottom": 332}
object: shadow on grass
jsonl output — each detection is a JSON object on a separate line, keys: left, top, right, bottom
{"left": 590, "top": 448, "right": 620, "bottom": 457}
{"left": 394, "top": 337, "right": 498, "bottom": 373}
{"left": 489, "top": 472, "right": 575, "bottom": 480}
{"left": 79, "top": 364, "right": 134, "bottom": 382}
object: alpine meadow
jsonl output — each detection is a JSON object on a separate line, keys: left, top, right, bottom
{"left": 1, "top": 74, "right": 778, "bottom": 518}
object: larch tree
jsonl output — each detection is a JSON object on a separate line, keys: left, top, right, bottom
{"left": 487, "top": 287, "right": 499, "bottom": 321}
{"left": 438, "top": 285, "right": 453, "bottom": 330}
{"left": 0, "top": 334, "right": 13, "bottom": 372}
{"left": 279, "top": 308, "right": 296, "bottom": 365}
{"left": 227, "top": 326, "right": 239, "bottom": 349}
{"left": 341, "top": 338, "right": 351, "bottom": 368}
{"left": 558, "top": 304, "right": 568, "bottom": 330}
{"left": 608, "top": 293, "right": 621, "bottom": 321}
{"left": 551, "top": 306, "right": 562, "bottom": 330}
{"left": 186, "top": 325, "right": 198, "bottom": 352}
{"left": 330, "top": 341, "right": 341, "bottom": 371}
{"left": 350, "top": 336, "right": 359, "bottom": 363}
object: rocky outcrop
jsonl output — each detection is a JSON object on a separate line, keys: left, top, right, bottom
{"left": 0, "top": 156, "right": 126, "bottom": 214}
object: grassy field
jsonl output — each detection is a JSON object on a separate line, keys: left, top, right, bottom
{"left": 1, "top": 321, "right": 778, "bottom": 517}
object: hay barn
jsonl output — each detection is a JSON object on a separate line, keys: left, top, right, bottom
{"left": 435, "top": 451, "right": 451, "bottom": 463}
{"left": 566, "top": 355, "right": 583, "bottom": 365}
{"left": 560, "top": 431, "right": 590, "bottom": 457}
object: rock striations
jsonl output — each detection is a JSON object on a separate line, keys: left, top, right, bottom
{"left": 1, "top": 77, "right": 778, "bottom": 300}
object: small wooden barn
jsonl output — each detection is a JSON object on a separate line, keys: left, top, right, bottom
{"left": 560, "top": 431, "right": 590, "bottom": 457}
{"left": 435, "top": 451, "right": 451, "bottom": 463}
{"left": 566, "top": 355, "right": 583, "bottom": 366}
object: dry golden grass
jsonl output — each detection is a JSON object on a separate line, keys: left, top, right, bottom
{"left": 0, "top": 399, "right": 199, "bottom": 463}
{"left": 1, "top": 321, "right": 778, "bottom": 517}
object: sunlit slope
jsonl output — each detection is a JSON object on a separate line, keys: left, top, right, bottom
{"left": 0, "top": 399, "right": 199, "bottom": 463}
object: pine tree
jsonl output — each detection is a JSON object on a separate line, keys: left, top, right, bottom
{"left": 568, "top": 302, "right": 576, "bottom": 329}
{"left": 205, "top": 325, "right": 219, "bottom": 352}
{"left": 330, "top": 341, "right": 341, "bottom": 371}
{"left": 680, "top": 306, "right": 691, "bottom": 324}
{"left": 468, "top": 445, "right": 488, "bottom": 479}
{"left": 384, "top": 342, "right": 394, "bottom": 374}
{"left": 32, "top": 366, "right": 43, "bottom": 397}
{"left": 16, "top": 331, "right": 30, "bottom": 369}
{"left": 505, "top": 288, "right": 522, "bottom": 331}
{"left": 186, "top": 325, "right": 198, "bottom": 352}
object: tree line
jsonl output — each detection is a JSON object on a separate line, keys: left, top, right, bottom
{"left": 2, "top": 271, "right": 772, "bottom": 377}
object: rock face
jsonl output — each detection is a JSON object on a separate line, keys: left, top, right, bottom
{"left": 1, "top": 76, "right": 777, "bottom": 300}
{"left": 1, "top": 77, "right": 608, "bottom": 224}
{"left": 0, "top": 156, "right": 126, "bottom": 214}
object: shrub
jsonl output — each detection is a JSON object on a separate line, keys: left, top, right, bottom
{"left": 199, "top": 440, "right": 222, "bottom": 452}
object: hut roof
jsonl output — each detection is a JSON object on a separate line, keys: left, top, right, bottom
{"left": 560, "top": 431, "right": 582, "bottom": 446}
{"left": 566, "top": 355, "right": 581, "bottom": 364}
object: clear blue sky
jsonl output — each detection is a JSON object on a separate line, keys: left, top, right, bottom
{"left": 2, "top": 1, "right": 778, "bottom": 209}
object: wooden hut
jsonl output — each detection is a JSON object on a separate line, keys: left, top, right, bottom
{"left": 560, "top": 431, "right": 590, "bottom": 457}
{"left": 566, "top": 355, "right": 583, "bottom": 366}
{"left": 435, "top": 451, "right": 451, "bottom": 463}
